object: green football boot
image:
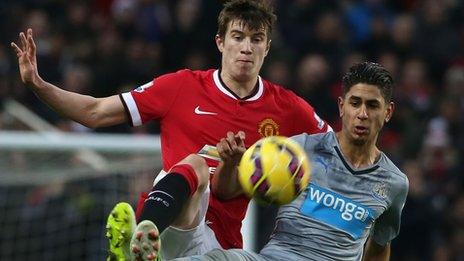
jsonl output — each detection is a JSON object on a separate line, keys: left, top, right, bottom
{"left": 106, "top": 202, "right": 136, "bottom": 261}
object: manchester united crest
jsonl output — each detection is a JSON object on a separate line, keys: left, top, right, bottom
{"left": 258, "top": 118, "right": 279, "bottom": 137}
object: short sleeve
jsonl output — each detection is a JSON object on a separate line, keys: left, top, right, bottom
{"left": 119, "top": 70, "right": 186, "bottom": 126}
{"left": 371, "top": 176, "right": 409, "bottom": 246}
{"left": 293, "top": 96, "right": 332, "bottom": 134}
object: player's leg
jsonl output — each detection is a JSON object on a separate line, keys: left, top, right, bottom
{"left": 171, "top": 248, "right": 267, "bottom": 261}
{"left": 131, "top": 154, "right": 210, "bottom": 260}
{"left": 158, "top": 210, "right": 221, "bottom": 259}
{"left": 106, "top": 202, "right": 137, "bottom": 261}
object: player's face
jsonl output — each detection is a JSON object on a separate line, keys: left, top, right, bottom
{"left": 338, "top": 83, "right": 394, "bottom": 146}
{"left": 216, "top": 20, "right": 270, "bottom": 81}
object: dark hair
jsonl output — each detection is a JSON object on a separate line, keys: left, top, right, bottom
{"left": 217, "top": 0, "right": 276, "bottom": 40}
{"left": 342, "top": 62, "right": 394, "bottom": 102}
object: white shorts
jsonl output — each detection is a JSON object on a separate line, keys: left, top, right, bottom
{"left": 154, "top": 170, "right": 222, "bottom": 260}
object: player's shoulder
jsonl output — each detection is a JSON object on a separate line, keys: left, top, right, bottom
{"left": 290, "top": 131, "right": 334, "bottom": 152}
{"left": 262, "top": 79, "right": 319, "bottom": 116}
{"left": 378, "top": 154, "right": 409, "bottom": 190}
{"left": 379, "top": 155, "right": 407, "bottom": 179}
{"left": 174, "top": 68, "right": 214, "bottom": 79}
{"left": 155, "top": 69, "right": 214, "bottom": 90}
{"left": 262, "top": 78, "right": 301, "bottom": 101}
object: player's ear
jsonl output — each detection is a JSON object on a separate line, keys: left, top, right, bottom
{"left": 264, "top": 40, "right": 271, "bottom": 57}
{"left": 384, "top": 101, "right": 394, "bottom": 123}
{"left": 215, "top": 34, "right": 224, "bottom": 53}
{"left": 337, "top": 96, "right": 344, "bottom": 117}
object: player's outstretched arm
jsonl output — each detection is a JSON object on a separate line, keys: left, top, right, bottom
{"left": 11, "top": 28, "right": 127, "bottom": 128}
{"left": 212, "top": 131, "right": 246, "bottom": 200}
{"left": 363, "top": 238, "right": 391, "bottom": 261}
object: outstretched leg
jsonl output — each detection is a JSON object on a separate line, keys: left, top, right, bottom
{"left": 132, "top": 154, "right": 210, "bottom": 259}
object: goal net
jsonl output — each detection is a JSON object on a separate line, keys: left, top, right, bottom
{"left": 0, "top": 131, "right": 162, "bottom": 261}
{"left": 0, "top": 99, "right": 257, "bottom": 260}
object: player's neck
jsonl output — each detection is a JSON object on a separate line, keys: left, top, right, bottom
{"left": 220, "top": 70, "right": 258, "bottom": 98}
{"left": 335, "top": 132, "right": 381, "bottom": 169}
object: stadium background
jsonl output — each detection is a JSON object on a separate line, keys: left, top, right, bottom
{"left": 0, "top": 0, "right": 463, "bottom": 260}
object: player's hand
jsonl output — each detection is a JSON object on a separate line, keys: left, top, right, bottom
{"left": 216, "top": 131, "right": 246, "bottom": 167}
{"left": 11, "top": 28, "right": 40, "bottom": 86}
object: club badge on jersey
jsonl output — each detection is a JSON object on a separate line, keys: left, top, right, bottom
{"left": 372, "top": 182, "right": 389, "bottom": 201}
{"left": 258, "top": 118, "right": 280, "bottom": 137}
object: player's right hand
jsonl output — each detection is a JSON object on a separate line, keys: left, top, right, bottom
{"left": 11, "top": 28, "right": 40, "bottom": 86}
{"left": 217, "top": 131, "right": 246, "bottom": 168}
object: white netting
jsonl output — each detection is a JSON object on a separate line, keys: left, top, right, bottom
{"left": 0, "top": 131, "right": 161, "bottom": 260}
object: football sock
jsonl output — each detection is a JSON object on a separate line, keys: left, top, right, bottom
{"left": 138, "top": 165, "right": 198, "bottom": 233}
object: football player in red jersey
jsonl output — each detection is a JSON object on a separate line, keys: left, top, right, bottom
{"left": 11, "top": 0, "right": 331, "bottom": 260}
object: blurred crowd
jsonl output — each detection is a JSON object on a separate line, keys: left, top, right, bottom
{"left": 0, "top": 0, "right": 463, "bottom": 260}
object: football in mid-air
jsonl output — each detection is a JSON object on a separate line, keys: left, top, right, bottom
{"left": 238, "top": 136, "right": 311, "bottom": 205}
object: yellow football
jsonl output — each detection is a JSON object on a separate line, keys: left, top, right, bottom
{"left": 238, "top": 136, "right": 311, "bottom": 205}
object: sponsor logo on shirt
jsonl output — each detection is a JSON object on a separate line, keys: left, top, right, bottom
{"left": 194, "top": 106, "right": 217, "bottom": 115}
{"left": 258, "top": 118, "right": 279, "bottom": 137}
{"left": 300, "top": 183, "right": 374, "bottom": 239}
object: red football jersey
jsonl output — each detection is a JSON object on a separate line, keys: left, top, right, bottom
{"left": 120, "top": 69, "right": 330, "bottom": 249}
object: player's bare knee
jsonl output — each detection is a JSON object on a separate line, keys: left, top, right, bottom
{"left": 181, "top": 154, "right": 209, "bottom": 191}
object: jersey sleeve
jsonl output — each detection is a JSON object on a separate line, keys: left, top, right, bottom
{"left": 293, "top": 96, "right": 332, "bottom": 134}
{"left": 371, "top": 176, "right": 409, "bottom": 246}
{"left": 119, "top": 70, "right": 186, "bottom": 126}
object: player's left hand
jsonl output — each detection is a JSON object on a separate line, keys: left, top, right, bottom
{"left": 216, "top": 131, "right": 246, "bottom": 167}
